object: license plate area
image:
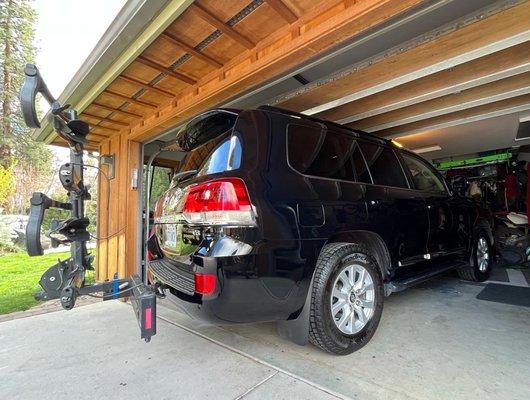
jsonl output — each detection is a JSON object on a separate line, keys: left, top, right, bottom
{"left": 165, "top": 224, "right": 177, "bottom": 247}
{"left": 159, "top": 223, "right": 202, "bottom": 265}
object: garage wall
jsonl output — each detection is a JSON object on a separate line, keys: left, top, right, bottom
{"left": 96, "top": 133, "right": 142, "bottom": 281}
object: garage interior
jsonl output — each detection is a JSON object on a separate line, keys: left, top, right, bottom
{"left": 142, "top": 0, "right": 530, "bottom": 301}
{"left": 23, "top": 0, "right": 530, "bottom": 398}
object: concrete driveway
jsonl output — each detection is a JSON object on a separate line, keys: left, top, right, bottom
{"left": 1, "top": 274, "right": 529, "bottom": 400}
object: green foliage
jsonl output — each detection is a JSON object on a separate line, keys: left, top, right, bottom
{"left": 0, "top": 0, "right": 53, "bottom": 213}
{"left": 0, "top": 163, "right": 15, "bottom": 209}
{"left": 0, "top": 251, "right": 70, "bottom": 314}
{"left": 41, "top": 193, "right": 70, "bottom": 233}
{"left": 150, "top": 166, "right": 172, "bottom": 208}
{"left": 141, "top": 165, "right": 173, "bottom": 211}
{"left": 40, "top": 191, "right": 98, "bottom": 235}
{"left": 0, "top": 250, "right": 96, "bottom": 314}
{"left": 0, "top": 216, "right": 17, "bottom": 254}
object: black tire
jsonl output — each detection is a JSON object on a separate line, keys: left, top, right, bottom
{"left": 308, "top": 242, "right": 384, "bottom": 355}
{"left": 457, "top": 231, "right": 491, "bottom": 282}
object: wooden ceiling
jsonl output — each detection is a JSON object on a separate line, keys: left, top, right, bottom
{"left": 63, "top": 0, "right": 530, "bottom": 151}
{"left": 272, "top": 0, "right": 530, "bottom": 141}
{"left": 56, "top": 0, "right": 424, "bottom": 149}
{"left": 77, "top": 0, "right": 335, "bottom": 146}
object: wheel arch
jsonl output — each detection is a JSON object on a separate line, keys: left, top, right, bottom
{"left": 475, "top": 218, "right": 494, "bottom": 246}
{"left": 325, "top": 230, "right": 392, "bottom": 280}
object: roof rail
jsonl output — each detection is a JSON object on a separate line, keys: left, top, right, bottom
{"left": 257, "top": 105, "right": 389, "bottom": 144}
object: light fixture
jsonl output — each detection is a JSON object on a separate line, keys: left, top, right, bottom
{"left": 520, "top": 114, "right": 530, "bottom": 123}
{"left": 100, "top": 154, "right": 115, "bottom": 179}
{"left": 411, "top": 145, "right": 442, "bottom": 154}
{"left": 391, "top": 139, "right": 404, "bottom": 148}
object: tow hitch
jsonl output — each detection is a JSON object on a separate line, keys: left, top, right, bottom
{"left": 20, "top": 64, "right": 156, "bottom": 342}
{"left": 35, "top": 266, "right": 157, "bottom": 342}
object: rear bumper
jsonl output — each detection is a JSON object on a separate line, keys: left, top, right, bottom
{"left": 149, "top": 240, "right": 316, "bottom": 324}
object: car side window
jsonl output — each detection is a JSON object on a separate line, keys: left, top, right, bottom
{"left": 358, "top": 141, "right": 408, "bottom": 188}
{"left": 401, "top": 153, "right": 447, "bottom": 194}
{"left": 287, "top": 124, "right": 357, "bottom": 181}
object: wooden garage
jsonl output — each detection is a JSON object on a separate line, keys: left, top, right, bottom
{"left": 33, "top": 0, "right": 530, "bottom": 280}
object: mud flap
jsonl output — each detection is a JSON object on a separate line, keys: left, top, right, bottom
{"left": 276, "top": 279, "right": 314, "bottom": 346}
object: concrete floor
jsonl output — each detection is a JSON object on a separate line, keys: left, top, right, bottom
{"left": 1, "top": 274, "right": 529, "bottom": 400}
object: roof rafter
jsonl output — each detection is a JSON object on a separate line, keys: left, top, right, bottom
{"left": 319, "top": 42, "right": 530, "bottom": 124}
{"left": 277, "top": 1, "right": 530, "bottom": 114}
{"left": 352, "top": 71, "right": 530, "bottom": 132}
{"left": 104, "top": 89, "right": 159, "bottom": 109}
{"left": 81, "top": 111, "right": 130, "bottom": 127}
{"left": 92, "top": 102, "right": 143, "bottom": 118}
{"left": 376, "top": 93, "right": 530, "bottom": 138}
{"left": 264, "top": 0, "right": 298, "bottom": 24}
{"left": 136, "top": 56, "right": 197, "bottom": 85}
{"left": 117, "top": 75, "right": 177, "bottom": 97}
{"left": 189, "top": 3, "right": 255, "bottom": 50}
{"left": 126, "top": 0, "right": 425, "bottom": 142}
{"left": 161, "top": 32, "right": 223, "bottom": 68}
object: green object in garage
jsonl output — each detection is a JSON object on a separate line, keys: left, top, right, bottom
{"left": 435, "top": 152, "right": 512, "bottom": 170}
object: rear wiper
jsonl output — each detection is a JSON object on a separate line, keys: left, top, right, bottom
{"left": 172, "top": 169, "right": 197, "bottom": 184}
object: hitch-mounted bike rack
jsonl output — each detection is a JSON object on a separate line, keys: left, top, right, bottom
{"left": 19, "top": 64, "right": 156, "bottom": 342}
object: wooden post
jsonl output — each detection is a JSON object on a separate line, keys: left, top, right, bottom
{"left": 96, "top": 133, "right": 142, "bottom": 280}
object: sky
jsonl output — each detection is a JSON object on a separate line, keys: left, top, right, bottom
{"left": 32, "top": 0, "right": 126, "bottom": 160}
{"left": 33, "top": 0, "right": 126, "bottom": 97}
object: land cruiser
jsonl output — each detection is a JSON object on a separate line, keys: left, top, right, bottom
{"left": 148, "top": 106, "right": 492, "bottom": 355}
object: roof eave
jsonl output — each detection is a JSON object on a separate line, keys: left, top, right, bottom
{"left": 34, "top": 0, "right": 194, "bottom": 144}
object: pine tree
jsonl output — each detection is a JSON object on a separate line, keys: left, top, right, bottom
{"left": 0, "top": 0, "right": 53, "bottom": 213}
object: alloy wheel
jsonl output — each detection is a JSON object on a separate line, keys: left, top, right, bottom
{"left": 476, "top": 237, "right": 489, "bottom": 272}
{"left": 330, "top": 263, "right": 375, "bottom": 335}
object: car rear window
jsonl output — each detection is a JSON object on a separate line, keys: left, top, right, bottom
{"left": 287, "top": 124, "right": 361, "bottom": 181}
{"left": 197, "top": 135, "right": 242, "bottom": 176}
{"left": 357, "top": 141, "right": 408, "bottom": 188}
{"left": 177, "top": 111, "right": 241, "bottom": 176}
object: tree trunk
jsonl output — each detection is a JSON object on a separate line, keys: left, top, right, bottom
{"left": 0, "top": 0, "right": 13, "bottom": 167}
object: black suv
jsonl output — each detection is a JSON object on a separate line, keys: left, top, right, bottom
{"left": 148, "top": 106, "right": 492, "bottom": 355}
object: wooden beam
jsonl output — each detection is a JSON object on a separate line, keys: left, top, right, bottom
{"left": 189, "top": 3, "right": 255, "bottom": 49}
{"left": 53, "top": 137, "right": 100, "bottom": 151}
{"left": 136, "top": 56, "right": 197, "bottom": 85}
{"left": 92, "top": 102, "right": 143, "bottom": 118}
{"left": 104, "top": 89, "right": 159, "bottom": 109}
{"left": 82, "top": 111, "right": 130, "bottom": 127}
{"left": 352, "top": 71, "right": 530, "bottom": 132}
{"left": 265, "top": 0, "right": 298, "bottom": 24}
{"left": 91, "top": 126, "right": 120, "bottom": 134}
{"left": 277, "top": 1, "right": 530, "bottom": 114}
{"left": 376, "top": 94, "right": 530, "bottom": 138}
{"left": 86, "top": 131, "right": 111, "bottom": 140}
{"left": 161, "top": 32, "right": 223, "bottom": 68}
{"left": 317, "top": 42, "right": 530, "bottom": 124}
{"left": 127, "top": 0, "right": 424, "bottom": 142}
{"left": 117, "top": 74, "right": 177, "bottom": 97}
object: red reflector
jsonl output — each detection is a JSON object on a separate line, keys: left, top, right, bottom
{"left": 145, "top": 307, "right": 152, "bottom": 330}
{"left": 184, "top": 178, "right": 251, "bottom": 212}
{"left": 194, "top": 273, "right": 217, "bottom": 295}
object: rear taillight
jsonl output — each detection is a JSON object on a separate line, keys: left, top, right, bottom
{"left": 181, "top": 178, "right": 256, "bottom": 226}
{"left": 194, "top": 273, "right": 216, "bottom": 295}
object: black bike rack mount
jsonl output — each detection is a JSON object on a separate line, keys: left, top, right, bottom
{"left": 20, "top": 64, "right": 156, "bottom": 342}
